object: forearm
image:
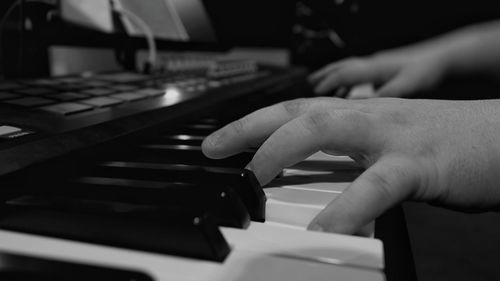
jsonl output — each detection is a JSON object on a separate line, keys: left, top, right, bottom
{"left": 414, "top": 20, "right": 500, "bottom": 79}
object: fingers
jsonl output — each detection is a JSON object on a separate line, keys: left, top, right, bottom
{"left": 311, "top": 60, "right": 383, "bottom": 95}
{"left": 202, "top": 98, "right": 346, "bottom": 159}
{"left": 308, "top": 155, "right": 421, "bottom": 234}
{"left": 247, "top": 109, "right": 376, "bottom": 185}
{"left": 308, "top": 60, "right": 347, "bottom": 84}
{"left": 376, "top": 69, "right": 422, "bottom": 98}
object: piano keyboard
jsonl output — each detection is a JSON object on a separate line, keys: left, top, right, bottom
{"left": 0, "top": 63, "right": 418, "bottom": 280}
{"left": 0, "top": 113, "right": 388, "bottom": 281}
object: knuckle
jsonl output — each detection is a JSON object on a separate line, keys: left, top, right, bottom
{"left": 303, "top": 110, "right": 334, "bottom": 136}
{"left": 254, "top": 144, "right": 281, "bottom": 173}
{"left": 303, "top": 111, "right": 334, "bottom": 134}
{"left": 302, "top": 109, "right": 371, "bottom": 136}
{"left": 335, "top": 110, "right": 370, "bottom": 127}
{"left": 378, "top": 105, "right": 413, "bottom": 127}
{"left": 282, "top": 98, "right": 308, "bottom": 117}
{"left": 364, "top": 171, "right": 395, "bottom": 201}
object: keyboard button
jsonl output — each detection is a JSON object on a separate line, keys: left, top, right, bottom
{"left": 81, "top": 88, "right": 116, "bottom": 96}
{"left": 0, "top": 92, "right": 21, "bottom": 100}
{"left": 81, "top": 80, "right": 110, "bottom": 87}
{"left": 25, "top": 78, "right": 63, "bottom": 86}
{"left": 80, "top": 97, "right": 123, "bottom": 107}
{"left": 39, "top": 102, "right": 93, "bottom": 115}
{"left": 5, "top": 97, "right": 55, "bottom": 107}
{"left": 95, "top": 72, "right": 147, "bottom": 83}
{"left": 107, "top": 84, "right": 138, "bottom": 91}
{"left": 15, "top": 88, "right": 56, "bottom": 96}
{"left": 55, "top": 77, "right": 85, "bottom": 84}
{"left": 49, "top": 92, "right": 90, "bottom": 101}
{"left": 110, "top": 92, "right": 148, "bottom": 101}
{"left": 135, "top": 88, "right": 165, "bottom": 97}
{"left": 53, "top": 83, "right": 90, "bottom": 92}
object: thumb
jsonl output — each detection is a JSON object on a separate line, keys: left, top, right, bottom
{"left": 308, "top": 155, "right": 421, "bottom": 234}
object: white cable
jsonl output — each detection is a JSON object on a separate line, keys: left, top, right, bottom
{"left": 112, "top": 5, "right": 157, "bottom": 71}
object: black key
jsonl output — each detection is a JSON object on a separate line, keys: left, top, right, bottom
{"left": 166, "top": 124, "right": 220, "bottom": 135}
{"left": 0, "top": 252, "right": 154, "bottom": 281}
{"left": 130, "top": 144, "right": 253, "bottom": 167}
{"left": 198, "top": 117, "right": 223, "bottom": 125}
{"left": 61, "top": 177, "right": 250, "bottom": 228}
{"left": 160, "top": 134, "right": 206, "bottom": 146}
{"left": 92, "top": 162, "right": 265, "bottom": 221}
{"left": 0, "top": 198, "right": 230, "bottom": 262}
{"left": 2, "top": 176, "right": 250, "bottom": 228}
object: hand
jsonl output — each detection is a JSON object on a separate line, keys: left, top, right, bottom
{"left": 202, "top": 97, "right": 500, "bottom": 234}
{"left": 308, "top": 47, "right": 448, "bottom": 98}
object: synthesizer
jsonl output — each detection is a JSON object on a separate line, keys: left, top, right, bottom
{"left": 0, "top": 63, "right": 415, "bottom": 281}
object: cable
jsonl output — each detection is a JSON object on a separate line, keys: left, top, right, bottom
{"left": 111, "top": 5, "right": 157, "bottom": 73}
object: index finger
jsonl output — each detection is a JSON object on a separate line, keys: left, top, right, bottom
{"left": 202, "top": 98, "right": 349, "bottom": 159}
{"left": 246, "top": 108, "right": 381, "bottom": 185}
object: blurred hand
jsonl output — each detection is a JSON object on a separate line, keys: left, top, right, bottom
{"left": 308, "top": 47, "right": 449, "bottom": 98}
{"left": 202, "top": 97, "right": 500, "bottom": 234}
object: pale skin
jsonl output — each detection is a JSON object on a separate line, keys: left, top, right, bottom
{"left": 202, "top": 20, "right": 500, "bottom": 234}
{"left": 309, "top": 20, "right": 500, "bottom": 98}
{"left": 202, "top": 97, "right": 500, "bottom": 234}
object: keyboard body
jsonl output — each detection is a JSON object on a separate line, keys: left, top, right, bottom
{"left": 0, "top": 64, "right": 416, "bottom": 281}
